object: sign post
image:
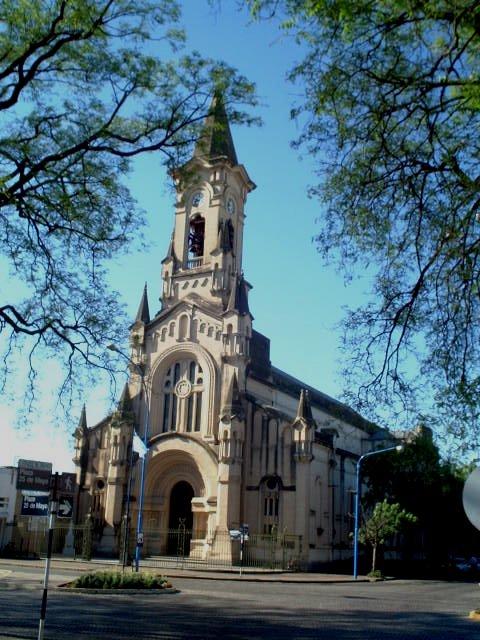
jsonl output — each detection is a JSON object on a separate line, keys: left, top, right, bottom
{"left": 38, "top": 471, "right": 58, "bottom": 640}
{"left": 230, "top": 524, "right": 249, "bottom": 577}
{"left": 240, "top": 524, "right": 249, "bottom": 577}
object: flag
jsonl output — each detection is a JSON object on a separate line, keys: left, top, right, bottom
{"left": 132, "top": 432, "right": 148, "bottom": 457}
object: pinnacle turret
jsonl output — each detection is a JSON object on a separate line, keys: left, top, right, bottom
{"left": 295, "top": 389, "right": 314, "bottom": 424}
{"left": 117, "top": 382, "right": 132, "bottom": 417}
{"left": 226, "top": 274, "right": 251, "bottom": 316}
{"left": 135, "top": 283, "right": 150, "bottom": 324}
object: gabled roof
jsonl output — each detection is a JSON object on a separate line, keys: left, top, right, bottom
{"left": 194, "top": 93, "right": 238, "bottom": 166}
{"left": 151, "top": 294, "right": 224, "bottom": 329}
{"left": 248, "top": 362, "right": 378, "bottom": 435}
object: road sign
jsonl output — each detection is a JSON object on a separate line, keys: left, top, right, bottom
{"left": 56, "top": 473, "right": 76, "bottom": 494}
{"left": 463, "top": 467, "right": 480, "bottom": 531}
{"left": 17, "top": 459, "right": 52, "bottom": 491}
{"left": 21, "top": 494, "right": 49, "bottom": 517}
{"left": 57, "top": 496, "right": 73, "bottom": 519}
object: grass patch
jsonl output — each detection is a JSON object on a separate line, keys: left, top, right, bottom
{"left": 70, "top": 571, "right": 172, "bottom": 590}
{"left": 367, "top": 570, "right": 384, "bottom": 581}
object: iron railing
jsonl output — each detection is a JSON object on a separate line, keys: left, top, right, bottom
{"left": 126, "top": 526, "right": 302, "bottom": 571}
{"left": 1, "top": 522, "right": 303, "bottom": 571}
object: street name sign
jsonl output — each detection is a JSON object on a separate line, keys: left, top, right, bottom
{"left": 21, "top": 494, "right": 49, "bottom": 517}
{"left": 17, "top": 459, "right": 52, "bottom": 492}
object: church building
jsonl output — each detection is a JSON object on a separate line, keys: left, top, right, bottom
{"left": 73, "top": 97, "right": 391, "bottom": 568}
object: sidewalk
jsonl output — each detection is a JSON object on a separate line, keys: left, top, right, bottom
{"left": 0, "top": 557, "right": 366, "bottom": 583}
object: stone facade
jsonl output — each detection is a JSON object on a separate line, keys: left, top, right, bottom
{"left": 73, "top": 97, "right": 393, "bottom": 567}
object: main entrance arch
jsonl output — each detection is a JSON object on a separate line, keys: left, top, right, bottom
{"left": 143, "top": 442, "right": 217, "bottom": 559}
{"left": 168, "top": 480, "right": 194, "bottom": 530}
{"left": 167, "top": 480, "right": 194, "bottom": 555}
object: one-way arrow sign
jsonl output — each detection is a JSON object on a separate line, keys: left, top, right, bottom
{"left": 57, "top": 496, "right": 73, "bottom": 519}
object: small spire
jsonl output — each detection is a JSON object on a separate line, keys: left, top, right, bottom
{"left": 194, "top": 93, "right": 238, "bottom": 165}
{"left": 79, "top": 404, "right": 87, "bottom": 429}
{"left": 223, "top": 371, "right": 242, "bottom": 414}
{"left": 220, "top": 219, "right": 234, "bottom": 252}
{"left": 135, "top": 283, "right": 150, "bottom": 324}
{"left": 227, "top": 275, "right": 238, "bottom": 313}
{"left": 296, "top": 389, "right": 314, "bottom": 424}
{"left": 74, "top": 404, "right": 87, "bottom": 437}
{"left": 227, "top": 274, "right": 251, "bottom": 315}
{"left": 166, "top": 232, "right": 176, "bottom": 260}
{"left": 117, "top": 383, "right": 132, "bottom": 416}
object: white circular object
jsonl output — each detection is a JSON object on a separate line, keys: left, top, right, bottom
{"left": 175, "top": 379, "right": 192, "bottom": 399}
{"left": 463, "top": 467, "right": 480, "bottom": 531}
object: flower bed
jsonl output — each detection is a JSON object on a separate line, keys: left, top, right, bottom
{"left": 69, "top": 571, "right": 172, "bottom": 590}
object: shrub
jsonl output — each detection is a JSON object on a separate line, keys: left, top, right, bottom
{"left": 71, "top": 571, "right": 170, "bottom": 590}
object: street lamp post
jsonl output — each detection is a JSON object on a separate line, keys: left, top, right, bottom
{"left": 353, "top": 444, "right": 404, "bottom": 579}
{"left": 107, "top": 344, "right": 150, "bottom": 572}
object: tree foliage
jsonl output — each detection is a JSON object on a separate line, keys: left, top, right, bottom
{"left": 0, "top": 0, "right": 257, "bottom": 407}
{"left": 363, "top": 427, "right": 478, "bottom": 564}
{"left": 249, "top": 0, "right": 480, "bottom": 448}
{"left": 359, "top": 499, "right": 416, "bottom": 573}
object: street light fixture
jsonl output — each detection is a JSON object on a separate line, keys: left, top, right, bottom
{"left": 107, "top": 343, "right": 150, "bottom": 572}
{"left": 353, "top": 444, "right": 404, "bottom": 579}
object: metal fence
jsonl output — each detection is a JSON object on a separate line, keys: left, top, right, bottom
{"left": 1, "top": 521, "right": 302, "bottom": 571}
{"left": 128, "top": 526, "right": 303, "bottom": 571}
{"left": 1, "top": 521, "right": 92, "bottom": 560}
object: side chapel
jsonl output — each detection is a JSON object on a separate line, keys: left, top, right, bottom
{"left": 73, "top": 97, "right": 392, "bottom": 568}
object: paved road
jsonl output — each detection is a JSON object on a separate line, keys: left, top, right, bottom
{"left": 0, "top": 564, "right": 479, "bottom": 639}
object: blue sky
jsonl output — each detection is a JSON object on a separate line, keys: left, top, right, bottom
{"left": 1, "top": 1, "right": 370, "bottom": 471}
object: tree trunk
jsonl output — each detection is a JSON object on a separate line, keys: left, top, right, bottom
{"left": 372, "top": 543, "right": 377, "bottom": 573}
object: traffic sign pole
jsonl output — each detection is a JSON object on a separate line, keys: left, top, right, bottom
{"left": 38, "top": 472, "right": 58, "bottom": 640}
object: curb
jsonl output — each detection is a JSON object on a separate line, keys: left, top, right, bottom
{"left": 56, "top": 586, "right": 179, "bottom": 595}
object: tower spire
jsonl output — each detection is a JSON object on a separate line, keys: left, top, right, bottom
{"left": 135, "top": 283, "right": 150, "bottom": 324}
{"left": 194, "top": 93, "right": 238, "bottom": 165}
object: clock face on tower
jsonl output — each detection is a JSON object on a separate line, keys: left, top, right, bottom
{"left": 192, "top": 191, "right": 204, "bottom": 207}
{"left": 227, "top": 197, "right": 235, "bottom": 215}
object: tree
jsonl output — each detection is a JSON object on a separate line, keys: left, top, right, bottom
{"left": 249, "top": 0, "right": 480, "bottom": 449}
{"left": 359, "top": 500, "right": 416, "bottom": 575}
{"left": 0, "top": 0, "right": 257, "bottom": 408}
{"left": 363, "top": 427, "right": 479, "bottom": 568}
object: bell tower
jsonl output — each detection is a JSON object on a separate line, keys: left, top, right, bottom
{"left": 161, "top": 95, "right": 256, "bottom": 311}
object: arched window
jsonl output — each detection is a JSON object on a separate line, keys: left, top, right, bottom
{"left": 188, "top": 215, "right": 205, "bottom": 258}
{"left": 261, "top": 476, "right": 281, "bottom": 534}
{"left": 161, "top": 359, "right": 204, "bottom": 433}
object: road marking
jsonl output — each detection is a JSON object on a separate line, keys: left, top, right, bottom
{"left": 0, "top": 570, "right": 12, "bottom": 579}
